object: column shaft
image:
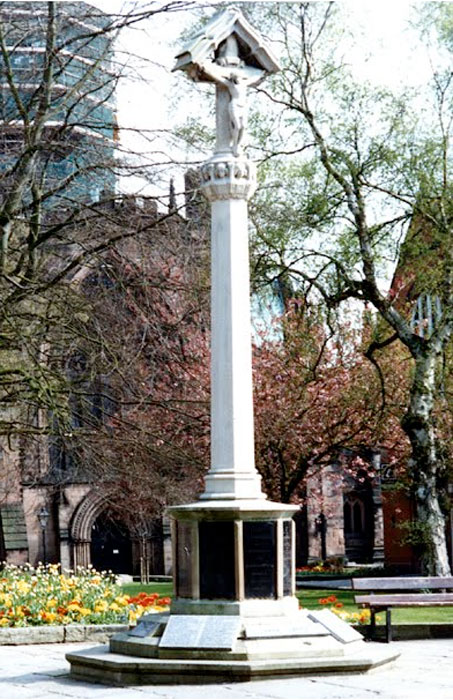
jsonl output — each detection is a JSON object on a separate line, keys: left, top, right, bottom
{"left": 200, "top": 159, "right": 264, "bottom": 500}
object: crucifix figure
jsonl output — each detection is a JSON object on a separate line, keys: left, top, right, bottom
{"left": 199, "top": 35, "right": 264, "bottom": 156}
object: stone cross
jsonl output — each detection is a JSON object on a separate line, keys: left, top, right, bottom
{"left": 197, "top": 35, "right": 264, "bottom": 156}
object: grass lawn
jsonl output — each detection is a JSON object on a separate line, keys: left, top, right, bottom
{"left": 120, "top": 582, "right": 453, "bottom": 625}
{"left": 296, "top": 588, "right": 453, "bottom": 624}
{"left": 121, "top": 582, "right": 173, "bottom": 598}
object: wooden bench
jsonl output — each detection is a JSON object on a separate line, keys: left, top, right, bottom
{"left": 351, "top": 576, "right": 453, "bottom": 642}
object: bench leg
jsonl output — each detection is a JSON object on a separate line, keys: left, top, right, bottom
{"left": 386, "top": 609, "right": 392, "bottom": 643}
{"left": 370, "top": 608, "right": 376, "bottom": 640}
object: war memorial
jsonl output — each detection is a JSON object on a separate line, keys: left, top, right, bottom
{"left": 65, "top": 7, "right": 398, "bottom": 684}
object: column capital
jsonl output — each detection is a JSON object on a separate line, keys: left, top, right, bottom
{"left": 200, "top": 155, "right": 256, "bottom": 201}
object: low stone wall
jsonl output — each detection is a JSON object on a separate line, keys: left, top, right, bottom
{"left": 2, "top": 622, "right": 453, "bottom": 645}
{"left": 0, "top": 624, "right": 128, "bottom": 645}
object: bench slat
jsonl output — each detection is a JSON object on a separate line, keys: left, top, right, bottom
{"left": 355, "top": 593, "right": 453, "bottom": 606}
{"left": 351, "top": 577, "right": 453, "bottom": 590}
{"left": 352, "top": 577, "right": 453, "bottom": 643}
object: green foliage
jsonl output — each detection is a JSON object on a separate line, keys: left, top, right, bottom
{"left": 414, "top": 2, "right": 453, "bottom": 53}
{"left": 173, "top": 117, "right": 215, "bottom": 154}
{"left": 397, "top": 519, "right": 433, "bottom": 549}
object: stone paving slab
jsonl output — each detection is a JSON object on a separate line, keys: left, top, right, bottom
{"left": 0, "top": 639, "right": 452, "bottom": 699}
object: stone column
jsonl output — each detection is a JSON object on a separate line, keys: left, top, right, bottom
{"left": 199, "top": 154, "right": 265, "bottom": 501}
{"left": 72, "top": 540, "right": 90, "bottom": 569}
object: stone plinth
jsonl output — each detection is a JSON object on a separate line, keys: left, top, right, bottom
{"left": 169, "top": 500, "right": 296, "bottom": 607}
{"left": 67, "top": 634, "right": 399, "bottom": 685}
{"left": 67, "top": 499, "right": 399, "bottom": 683}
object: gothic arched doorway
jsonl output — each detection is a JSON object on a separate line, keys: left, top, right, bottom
{"left": 70, "top": 490, "right": 167, "bottom": 575}
{"left": 343, "top": 488, "right": 374, "bottom": 563}
{"left": 90, "top": 510, "right": 133, "bottom": 575}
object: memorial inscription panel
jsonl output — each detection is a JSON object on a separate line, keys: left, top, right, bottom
{"left": 308, "top": 609, "right": 363, "bottom": 644}
{"left": 243, "top": 521, "right": 276, "bottom": 598}
{"left": 128, "top": 620, "right": 160, "bottom": 638}
{"left": 160, "top": 615, "right": 241, "bottom": 649}
{"left": 176, "top": 521, "right": 193, "bottom": 598}
{"left": 283, "top": 519, "right": 292, "bottom": 596}
{"left": 199, "top": 521, "right": 236, "bottom": 599}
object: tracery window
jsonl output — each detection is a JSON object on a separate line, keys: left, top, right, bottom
{"left": 343, "top": 495, "right": 365, "bottom": 534}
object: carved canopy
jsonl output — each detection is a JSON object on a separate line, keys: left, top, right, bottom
{"left": 173, "top": 6, "right": 280, "bottom": 80}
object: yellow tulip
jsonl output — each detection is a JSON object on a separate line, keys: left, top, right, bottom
{"left": 114, "top": 596, "right": 129, "bottom": 606}
{"left": 42, "top": 611, "right": 57, "bottom": 623}
{"left": 129, "top": 610, "right": 139, "bottom": 623}
{"left": 17, "top": 581, "right": 31, "bottom": 594}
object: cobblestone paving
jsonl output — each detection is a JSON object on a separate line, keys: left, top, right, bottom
{"left": 1, "top": 639, "right": 452, "bottom": 699}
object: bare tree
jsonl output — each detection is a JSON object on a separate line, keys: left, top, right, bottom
{"left": 244, "top": 2, "right": 453, "bottom": 574}
{"left": 0, "top": 1, "right": 194, "bottom": 443}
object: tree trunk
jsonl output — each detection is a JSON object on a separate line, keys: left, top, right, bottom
{"left": 401, "top": 350, "right": 451, "bottom": 576}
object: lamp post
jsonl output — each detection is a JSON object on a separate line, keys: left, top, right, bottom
{"left": 38, "top": 505, "right": 50, "bottom": 565}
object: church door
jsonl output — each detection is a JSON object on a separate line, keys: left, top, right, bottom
{"left": 343, "top": 491, "right": 374, "bottom": 563}
{"left": 90, "top": 511, "right": 133, "bottom": 574}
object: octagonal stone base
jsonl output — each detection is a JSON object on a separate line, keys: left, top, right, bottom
{"left": 67, "top": 645, "right": 398, "bottom": 686}
{"left": 66, "top": 607, "right": 399, "bottom": 685}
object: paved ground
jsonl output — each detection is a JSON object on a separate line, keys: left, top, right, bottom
{"left": 1, "top": 639, "right": 453, "bottom": 699}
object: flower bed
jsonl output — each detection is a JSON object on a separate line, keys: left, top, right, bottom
{"left": 0, "top": 563, "right": 171, "bottom": 627}
{"left": 296, "top": 562, "right": 389, "bottom": 578}
{"left": 317, "top": 594, "right": 377, "bottom": 626}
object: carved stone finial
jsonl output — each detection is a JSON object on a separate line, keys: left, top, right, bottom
{"left": 169, "top": 178, "right": 176, "bottom": 213}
